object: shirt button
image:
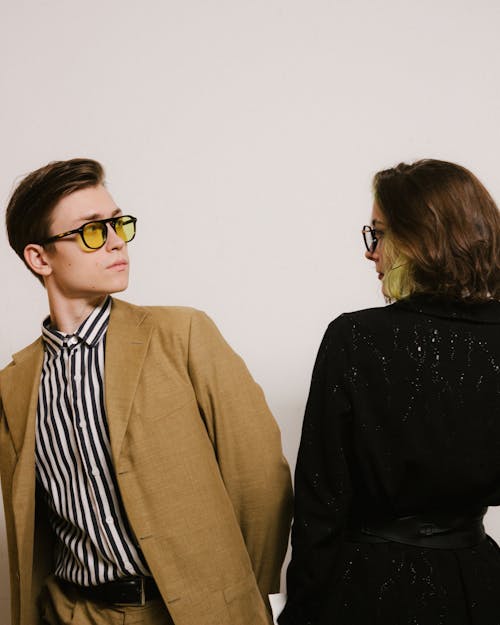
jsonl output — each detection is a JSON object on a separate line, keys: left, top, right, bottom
{"left": 79, "top": 421, "right": 86, "bottom": 428}
{"left": 106, "top": 517, "right": 114, "bottom": 525}
{"left": 124, "top": 562, "right": 135, "bottom": 573}
{"left": 91, "top": 467, "right": 100, "bottom": 476}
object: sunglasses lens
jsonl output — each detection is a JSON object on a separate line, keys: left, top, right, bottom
{"left": 115, "top": 216, "right": 136, "bottom": 243}
{"left": 79, "top": 216, "right": 136, "bottom": 249}
{"left": 82, "top": 222, "right": 107, "bottom": 249}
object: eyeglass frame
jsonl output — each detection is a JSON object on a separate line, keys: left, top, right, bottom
{"left": 361, "top": 224, "right": 381, "bottom": 253}
{"left": 38, "top": 215, "right": 138, "bottom": 250}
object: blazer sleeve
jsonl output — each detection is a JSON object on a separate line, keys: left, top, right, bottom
{"left": 185, "top": 310, "right": 293, "bottom": 601}
{"left": 279, "top": 316, "right": 353, "bottom": 625}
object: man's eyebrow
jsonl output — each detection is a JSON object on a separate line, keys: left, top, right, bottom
{"left": 75, "top": 207, "right": 122, "bottom": 223}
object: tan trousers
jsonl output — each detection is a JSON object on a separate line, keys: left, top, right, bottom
{"left": 40, "top": 576, "right": 175, "bottom": 625}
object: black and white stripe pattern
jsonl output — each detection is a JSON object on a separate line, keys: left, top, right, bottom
{"left": 35, "top": 296, "right": 149, "bottom": 586}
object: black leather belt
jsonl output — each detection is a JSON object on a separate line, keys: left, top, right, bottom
{"left": 59, "top": 576, "right": 161, "bottom": 606}
{"left": 345, "top": 508, "right": 487, "bottom": 549}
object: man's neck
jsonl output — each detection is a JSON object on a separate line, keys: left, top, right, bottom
{"left": 47, "top": 295, "right": 109, "bottom": 334}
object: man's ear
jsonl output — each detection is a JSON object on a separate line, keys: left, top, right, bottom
{"left": 24, "top": 244, "right": 53, "bottom": 278}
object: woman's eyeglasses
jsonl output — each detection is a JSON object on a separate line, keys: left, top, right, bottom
{"left": 39, "top": 215, "right": 137, "bottom": 250}
{"left": 362, "top": 225, "right": 381, "bottom": 253}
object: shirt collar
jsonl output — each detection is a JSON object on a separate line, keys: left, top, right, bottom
{"left": 42, "top": 296, "right": 112, "bottom": 351}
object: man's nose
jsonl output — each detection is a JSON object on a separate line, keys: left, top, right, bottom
{"left": 105, "top": 222, "right": 125, "bottom": 249}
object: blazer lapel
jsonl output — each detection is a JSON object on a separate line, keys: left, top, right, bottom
{"left": 105, "top": 299, "right": 154, "bottom": 465}
{"left": 1, "top": 339, "right": 44, "bottom": 455}
{"left": 0, "top": 339, "right": 44, "bottom": 602}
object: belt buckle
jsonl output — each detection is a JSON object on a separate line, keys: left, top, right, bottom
{"left": 136, "top": 577, "right": 146, "bottom": 607}
{"left": 419, "top": 523, "right": 437, "bottom": 537}
{"left": 116, "top": 578, "right": 146, "bottom": 607}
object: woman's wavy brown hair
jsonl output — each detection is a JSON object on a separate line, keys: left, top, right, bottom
{"left": 373, "top": 159, "right": 500, "bottom": 302}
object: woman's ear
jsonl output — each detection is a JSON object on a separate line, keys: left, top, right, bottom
{"left": 23, "top": 244, "right": 53, "bottom": 278}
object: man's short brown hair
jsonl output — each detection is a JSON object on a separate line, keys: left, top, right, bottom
{"left": 6, "top": 158, "right": 105, "bottom": 282}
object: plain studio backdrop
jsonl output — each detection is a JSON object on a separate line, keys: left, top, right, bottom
{"left": 1, "top": 0, "right": 500, "bottom": 622}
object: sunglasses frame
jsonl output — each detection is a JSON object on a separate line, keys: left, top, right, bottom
{"left": 38, "top": 215, "right": 137, "bottom": 250}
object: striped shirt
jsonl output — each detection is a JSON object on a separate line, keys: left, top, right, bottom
{"left": 35, "top": 296, "right": 150, "bottom": 586}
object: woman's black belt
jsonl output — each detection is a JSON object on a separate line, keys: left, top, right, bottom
{"left": 345, "top": 508, "right": 487, "bottom": 549}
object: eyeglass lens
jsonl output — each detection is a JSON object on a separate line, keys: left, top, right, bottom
{"left": 82, "top": 217, "right": 136, "bottom": 249}
{"left": 362, "top": 226, "right": 377, "bottom": 253}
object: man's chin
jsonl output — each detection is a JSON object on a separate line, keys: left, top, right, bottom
{"left": 106, "top": 279, "right": 129, "bottom": 296}
{"left": 110, "top": 284, "right": 128, "bottom": 294}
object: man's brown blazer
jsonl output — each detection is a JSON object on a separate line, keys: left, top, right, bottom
{"left": 0, "top": 298, "right": 292, "bottom": 625}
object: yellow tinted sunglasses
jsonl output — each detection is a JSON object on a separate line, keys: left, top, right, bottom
{"left": 39, "top": 215, "right": 137, "bottom": 250}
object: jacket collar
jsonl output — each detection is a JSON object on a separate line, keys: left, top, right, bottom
{"left": 103, "top": 298, "right": 154, "bottom": 464}
{"left": 393, "top": 293, "right": 500, "bottom": 324}
{"left": 1, "top": 297, "right": 154, "bottom": 461}
{"left": 0, "top": 338, "right": 44, "bottom": 455}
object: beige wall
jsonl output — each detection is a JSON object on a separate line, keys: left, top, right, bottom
{"left": 2, "top": 1, "right": 500, "bottom": 622}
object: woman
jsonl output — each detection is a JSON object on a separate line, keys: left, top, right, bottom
{"left": 279, "top": 159, "right": 500, "bottom": 625}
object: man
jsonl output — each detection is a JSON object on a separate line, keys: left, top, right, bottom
{"left": 0, "top": 158, "right": 292, "bottom": 625}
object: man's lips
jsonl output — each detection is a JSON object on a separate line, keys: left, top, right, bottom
{"left": 107, "top": 260, "right": 128, "bottom": 270}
